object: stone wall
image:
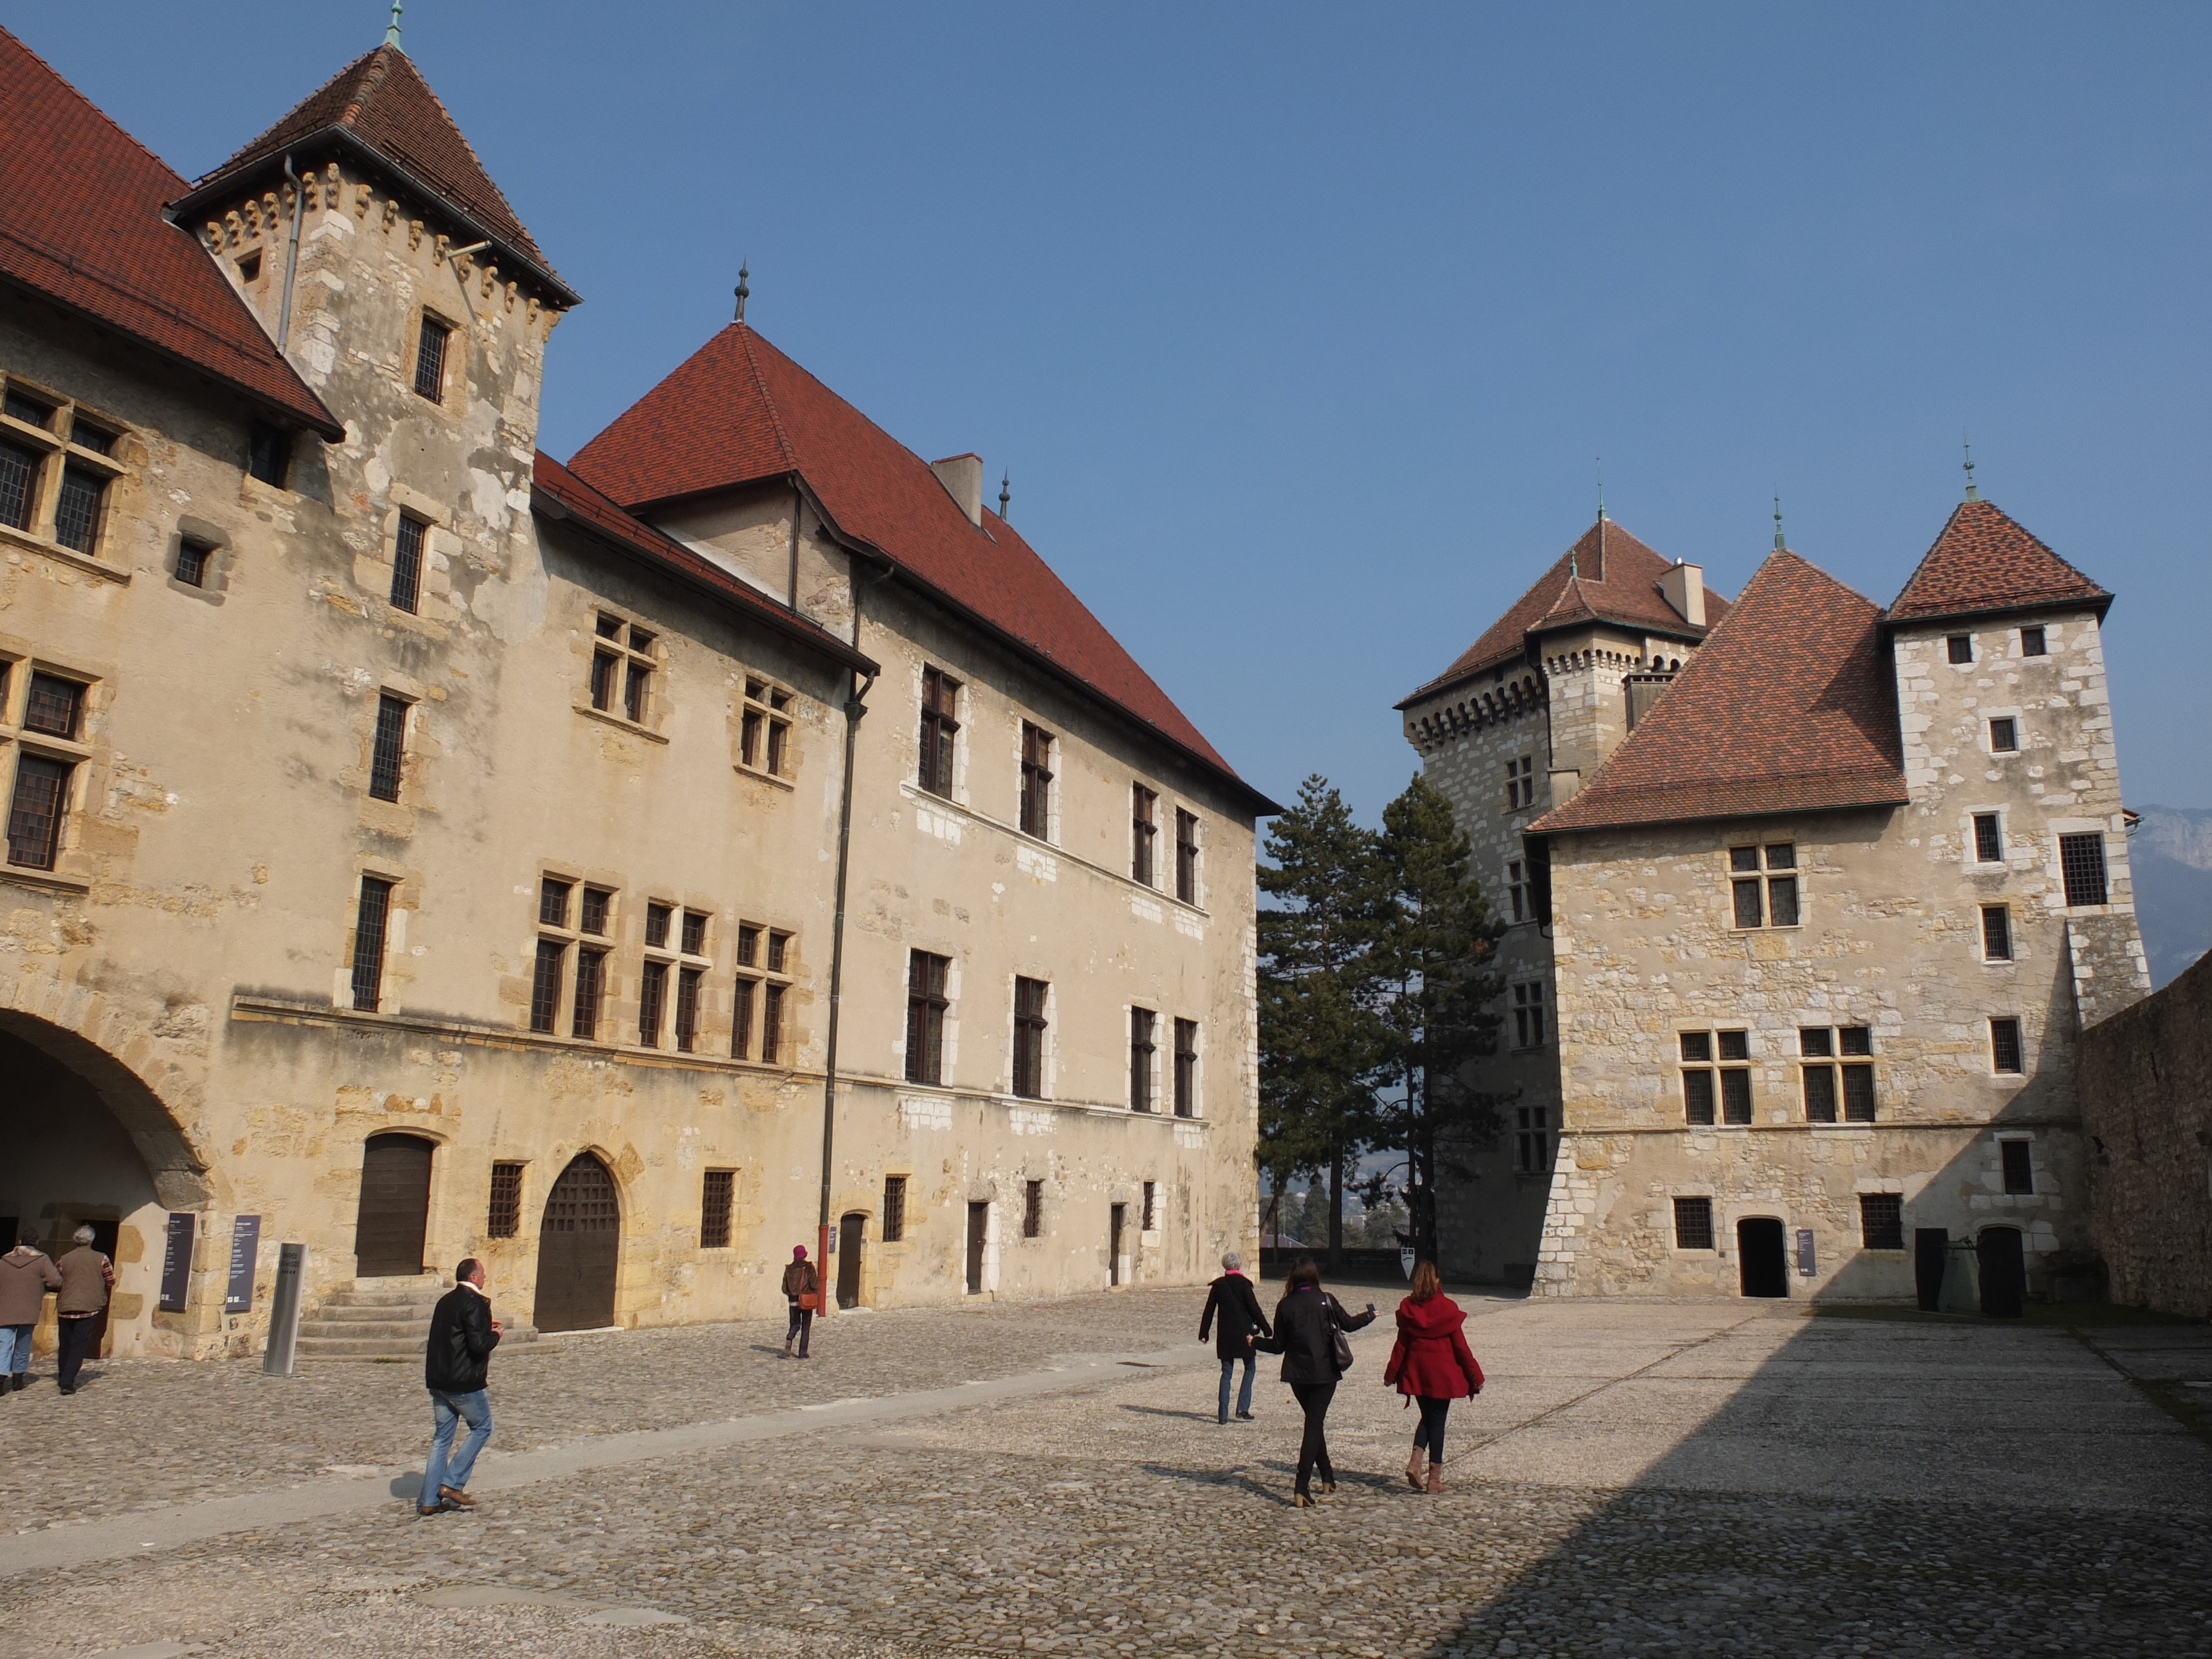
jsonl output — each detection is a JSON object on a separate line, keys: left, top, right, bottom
{"left": 2080, "top": 947, "right": 2212, "bottom": 1317}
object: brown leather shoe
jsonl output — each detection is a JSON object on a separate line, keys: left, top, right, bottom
{"left": 439, "top": 1486, "right": 477, "bottom": 1510}
{"left": 1426, "top": 1461, "right": 1443, "bottom": 1494}
{"left": 417, "top": 1502, "right": 452, "bottom": 1517}
{"left": 1406, "top": 1450, "right": 1427, "bottom": 1491}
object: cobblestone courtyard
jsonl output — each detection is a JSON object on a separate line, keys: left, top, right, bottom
{"left": 3, "top": 1288, "right": 2209, "bottom": 1658}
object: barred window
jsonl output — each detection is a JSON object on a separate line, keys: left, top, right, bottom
{"left": 1681, "top": 1030, "right": 1751, "bottom": 1125}
{"left": 761, "top": 981, "right": 786, "bottom": 1063}
{"left": 540, "top": 878, "right": 573, "bottom": 928}
{"left": 1131, "top": 785, "right": 1158, "bottom": 885}
{"left": 905, "top": 950, "right": 949, "bottom": 1084}
{"left": 1130, "top": 1008, "right": 1156, "bottom": 1112}
{"left": 369, "top": 694, "right": 409, "bottom": 803}
{"left": 1947, "top": 634, "right": 1973, "bottom": 664}
{"left": 390, "top": 514, "right": 425, "bottom": 614}
{"left": 580, "top": 886, "right": 612, "bottom": 937}
{"left": 1020, "top": 722, "right": 1055, "bottom": 838}
{"left": 1989, "top": 717, "right": 2018, "bottom": 754}
{"left": 530, "top": 938, "right": 566, "bottom": 1034}
{"left": 1973, "top": 812, "right": 2003, "bottom": 863}
{"left": 53, "top": 465, "right": 105, "bottom": 554}
{"left": 1981, "top": 905, "right": 2012, "bottom": 962}
{"left": 645, "top": 902, "right": 671, "bottom": 948}
{"left": 1173, "top": 1018, "right": 1199, "bottom": 1118}
{"left": 1990, "top": 1016, "right": 2025, "bottom": 1075}
{"left": 2059, "top": 834, "right": 2108, "bottom": 907}
{"left": 919, "top": 666, "right": 959, "bottom": 796}
{"left": 1673, "top": 1196, "right": 1715, "bottom": 1251}
{"left": 24, "top": 672, "right": 82, "bottom": 738}
{"left": 589, "top": 613, "right": 657, "bottom": 725}
{"left": 487, "top": 1162, "right": 525, "bottom": 1239}
{"left": 883, "top": 1175, "right": 907, "bottom": 1243}
{"left": 1859, "top": 1193, "right": 1904, "bottom": 1251}
{"left": 2, "top": 387, "right": 54, "bottom": 428}
{"left": 2021, "top": 626, "right": 2047, "bottom": 657}
{"left": 2001, "top": 1140, "right": 2034, "bottom": 1196}
{"left": 1730, "top": 843, "right": 1798, "bottom": 928}
{"left": 701, "top": 1169, "right": 734, "bottom": 1250}
{"left": 175, "top": 536, "right": 215, "bottom": 586}
{"left": 572, "top": 948, "right": 606, "bottom": 1040}
{"left": 1176, "top": 808, "right": 1200, "bottom": 903}
{"left": 1013, "top": 977, "right": 1048, "bottom": 1099}
{"left": 0, "top": 439, "right": 38, "bottom": 529}
{"left": 351, "top": 875, "right": 393, "bottom": 1013}
{"left": 1800, "top": 1026, "right": 1876, "bottom": 1123}
{"left": 638, "top": 960, "right": 667, "bottom": 1047}
{"left": 6, "top": 754, "right": 73, "bottom": 870}
{"left": 1142, "top": 1181, "right": 1159, "bottom": 1233}
{"left": 414, "top": 315, "right": 451, "bottom": 401}
{"left": 674, "top": 966, "right": 703, "bottom": 1052}
{"left": 1024, "top": 1178, "right": 1044, "bottom": 1239}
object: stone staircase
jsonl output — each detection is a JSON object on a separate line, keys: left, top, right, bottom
{"left": 295, "top": 1275, "right": 444, "bottom": 1360}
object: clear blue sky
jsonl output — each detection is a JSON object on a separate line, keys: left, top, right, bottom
{"left": 27, "top": 4, "right": 2209, "bottom": 819}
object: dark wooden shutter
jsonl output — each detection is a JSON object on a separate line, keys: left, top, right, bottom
{"left": 533, "top": 1153, "right": 619, "bottom": 1332}
{"left": 354, "top": 1134, "right": 434, "bottom": 1277}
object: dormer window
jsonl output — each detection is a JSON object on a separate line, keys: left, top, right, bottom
{"left": 414, "top": 315, "right": 452, "bottom": 402}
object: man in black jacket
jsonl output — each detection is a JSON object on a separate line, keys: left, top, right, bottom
{"left": 419, "top": 1258, "right": 503, "bottom": 1516}
{"left": 1198, "top": 1252, "right": 1271, "bottom": 1424}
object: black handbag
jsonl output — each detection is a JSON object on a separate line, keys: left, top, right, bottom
{"left": 1326, "top": 1295, "right": 1355, "bottom": 1373}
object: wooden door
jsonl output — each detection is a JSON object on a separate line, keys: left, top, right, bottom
{"left": 836, "top": 1212, "right": 864, "bottom": 1308}
{"left": 1978, "top": 1227, "right": 2025, "bottom": 1318}
{"left": 965, "top": 1202, "right": 987, "bottom": 1295}
{"left": 533, "top": 1153, "right": 619, "bottom": 1332}
{"left": 1736, "top": 1217, "right": 1788, "bottom": 1298}
{"left": 1914, "top": 1228, "right": 1948, "bottom": 1312}
{"left": 354, "top": 1134, "right": 434, "bottom": 1277}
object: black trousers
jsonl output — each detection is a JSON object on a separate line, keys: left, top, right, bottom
{"left": 56, "top": 1315, "right": 100, "bottom": 1389}
{"left": 1413, "top": 1395, "right": 1452, "bottom": 1463}
{"left": 785, "top": 1303, "right": 813, "bottom": 1357}
{"left": 1290, "top": 1380, "right": 1337, "bottom": 1493}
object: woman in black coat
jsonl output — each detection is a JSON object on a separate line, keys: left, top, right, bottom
{"left": 1254, "top": 1254, "right": 1375, "bottom": 1505}
{"left": 1198, "top": 1251, "right": 1271, "bottom": 1423}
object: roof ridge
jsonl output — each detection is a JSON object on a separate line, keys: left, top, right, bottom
{"left": 3, "top": 25, "right": 185, "bottom": 186}
{"left": 198, "top": 46, "right": 380, "bottom": 182}
{"left": 370, "top": 47, "right": 534, "bottom": 246}
{"left": 733, "top": 325, "right": 800, "bottom": 476}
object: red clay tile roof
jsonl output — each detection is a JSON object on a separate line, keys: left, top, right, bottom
{"left": 567, "top": 323, "right": 1268, "bottom": 805}
{"left": 186, "top": 44, "right": 569, "bottom": 302}
{"left": 1885, "top": 497, "right": 2110, "bottom": 625}
{"left": 1399, "top": 519, "right": 1729, "bottom": 706}
{"left": 531, "top": 452, "right": 873, "bottom": 674}
{"left": 1532, "top": 550, "right": 1908, "bottom": 834}
{"left": 0, "top": 28, "right": 340, "bottom": 437}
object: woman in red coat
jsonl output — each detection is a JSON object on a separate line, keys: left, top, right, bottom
{"left": 1382, "top": 1260, "right": 1484, "bottom": 1493}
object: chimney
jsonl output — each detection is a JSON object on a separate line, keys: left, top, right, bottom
{"left": 1659, "top": 560, "right": 1706, "bottom": 628}
{"left": 930, "top": 453, "right": 984, "bottom": 527}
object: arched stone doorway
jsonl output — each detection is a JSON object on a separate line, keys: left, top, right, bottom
{"left": 353, "top": 1134, "right": 435, "bottom": 1277}
{"left": 534, "top": 1152, "right": 619, "bottom": 1332}
{"left": 0, "top": 1011, "right": 213, "bottom": 1360}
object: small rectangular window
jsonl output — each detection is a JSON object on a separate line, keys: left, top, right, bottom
{"left": 1799, "top": 1027, "right": 1834, "bottom": 1058}
{"left": 701, "top": 1168, "right": 734, "bottom": 1250}
{"left": 2, "top": 388, "right": 55, "bottom": 428}
{"left": 1173, "top": 1018, "right": 1198, "bottom": 1117}
{"left": 414, "top": 315, "right": 451, "bottom": 401}
{"left": 638, "top": 960, "right": 667, "bottom": 1047}
{"left": 1990, "top": 1017, "right": 2024, "bottom": 1074}
{"left": 1729, "top": 846, "right": 1760, "bottom": 874}
{"left": 1839, "top": 1026, "right": 1872, "bottom": 1057}
{"left": 1973, "top": 812, "right": 2003, "bottom": 863}
{"left": 351, "top": 875, "right": 393, "bottom": 1013}
{"left": 24, "top": 673, "right": 84, "bottom": 739}
{"left": 1024, "top": 1178, "right": 1044, "bottom": 1239}
{"left": 1767, "top": 875, "right": 1800, "bottom": 927}
{"left": 580, "top": 886, "right": 612, "bottom": 936}
{"left": 674, "top": 966, "right": 702, "bottom": 1052}
{"left": 67, "top": 416, "right": 115, "bottom": 456}
{"left": 645, "top": 902, "right": 672, "bottom": 948}
{"left": 2001, "top": 1140, "right": 2034, "bottom": 1196}
{"left": 1175, "top": 808, "right": 1200, "bottom": 904}
{"left": 1803, "top": 1066, "right": 1838, "bottom": 1123}
{"left": 390, "top": 514, "right": 425, "bottom": 614}
{"left": 53, "top": 466, "right": 105, "bottom": 554}
{"left": 883, "top": 1175, "right": 907, "bottom": 1243}
{"left": 0, "top": 439, "right": 38, "bottom": 528}
{"left": 1718, "top": 1031, "right": 1750, "bottom": 1062}
{"left": 529, "top": 938, "right": 565, "bottom": 1034}
{"left": 2021, "top": 626, "right": 2047, "bottom": 658}
{"left": 1683, "top": 1070, "right": 1716, "bottom": 1125}
{"left": 1720, "top": 1068, "right": 1753, "bottom": 1125}
{"left": 760, "top": 981, "right": 785, "bottom": 1063}
{"left": 1947, "top": 634, "right": 1973, "bottom": 664}
{"left": 681, "top": 910, "right": 708, "bottom": 957}
{"left": 736, "top": 924, "right": 760, "bottom": 967}
{"left": 5, "top": 754, "right": 74, "bottom": 870}
{"left": 625, "top": 658, "right": 650, "bottom": 723}
{"left": 2059, "top": 834, "right": 2108, "bottom": 907}
{"left": 1989, "top": 717, "right": 2018, "bottom": 754}
{"left": 1981, "top": 906, "right": 2012, "bottom": 961}
{"left": 572, "top": 949, "right": 605, "bottom": 1040}
{"left": 539, "top": 878, "right": 573, "bottom": 928}
{"left": 1142, "top": 1181, "right": 1159, "bottom": 1233}
{"left": 1013, "top": 976, "right": 1048, "bottom": 1099}
{"left": 1859, "top": 1193, "right": 1904, "bottom": 1251}
{"left": 1514, "top": 1104, "right": 1552, "bottom": 1172}
{"left": 1020, "top": 722, "right": 1055, "bottom": 838}
{"left": 1131, "top": 785, "right": 1158, "bottom": 886}
{"left": 1841, "top": 1064, "right": 1877, "bottom": 1122}
{"left": 590, "top": 649, "right": 619, "bottom": 712}
{"left": 1680, "top": 1031, "right": 1713, "bottom": 1064}
{"left": 246, "top": 422, "right": 291, "bottom": 488}
{"left": 487, "top": 1162, "right": 524, "bottom": 1239}
{"left": 767, "top": 930, "right": 789, "bottom": 973}
{"left": 730, "top": 976, "right": 755, "bottom": 1058}
{"left": 1507, "top": 858, "right": 1527, "bottom": 924}
{"left": 1505, "top": 754, "right": 1535, "bottom": 810}
{"left": 1130, "top": 1008, "right": 1156, "bottom": 1112}
{"left": 368, "top": 694, "right": 409, "bottom": 802}
{"left": 919, "top": 666, "right": 960, "bottom": 796}
{"left": 1512, "top": 981, "right": 1546, "bottom": 1049}
{"left": 1673, "top": 1196, "right": 1715, "bottom": 1251}
{"left": 1733, "top": 877, "right": 1764, "bottom": 929}
{"left": 176, "top": 538, "right": 213, "bottom": 587}
{"left": 906, "top": 950, "right": 949, "bottom": 1085}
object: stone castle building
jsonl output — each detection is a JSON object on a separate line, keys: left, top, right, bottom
{"left": 1399, "top": 498, "right": 2149, "bottom": 1303}
{"left": 0, "top": 28, "right": 1272, "bottom": 1361}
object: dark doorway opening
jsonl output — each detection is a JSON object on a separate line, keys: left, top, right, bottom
{"left": 1978, "top": 1227, "right": 2025, "bottom": 1318}
{"left": 1109, "top": 1202, "right": 1126, "bottom": 1287}
{"left": 1914, "top": 1228, "right": 1949, "bottom": 1312}
{"left": 354, "top": 1133, "right": 434, "bottom": 1277}
{"left": 965, "top": 1202, "right": 987, "bottom": 1295}
{"left": 1737, "top": 1217, "right": 1788, "bottom": 1298}
{"left": 836, "top": 1212, "right": 865, "bottom": 1308}
{"left": 533, "top": 1152, "right": 619, "bottom": 1332}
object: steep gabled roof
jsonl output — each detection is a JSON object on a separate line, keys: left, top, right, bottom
{"left": 568, "top": 323, "right": 1271, "bottom": 808}
{"left": 531, "top": 453, "right": 874, "bottom": 675}
{"left": 179, "top": 44, "right": 572, "bottom": 305}
{"left": 0, "top": 27, "right": 340, "bottom": 437}
{"left": 1398, "top": 519, "right": 1729, "bottom": 707}
{"left": 1885, "top": 497, "right": 2110, "bottom": 625}
{"left": 1532, "top": 550, "right": 1909, "bottom": 833}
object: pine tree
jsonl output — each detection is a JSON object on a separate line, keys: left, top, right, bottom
{"left": 1375, "top": 774, "right": 1508, "bottom": 1265}
{"left": 1256, "top": 775, "right": 1390, "bottom": 1269}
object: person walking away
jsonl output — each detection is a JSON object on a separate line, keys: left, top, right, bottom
{"left": 1198, "top": 1251, "right": 1271, "bottom": 1423}
{"left": 420, "top": 1258, "right": 502, "bottom": 1516}
{"left": 1384, "top": 1260, "right": 1484, "bottom": 1494}
{"left": 1254, "top": 1254, "right": 1374, "bottom": 1506}
{"left": 782, "top": 1245, "right": 820, "bottom": 1358}
{"left": 0, "top": 1227, "right": 62, "bottom": 1394}
{"left": 53, "top": 1225, "right": 113, "bottom": 1396}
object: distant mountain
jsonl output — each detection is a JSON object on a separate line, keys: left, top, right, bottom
{"left": 2132, "top": 805, "right": 2212, "bottom": 989}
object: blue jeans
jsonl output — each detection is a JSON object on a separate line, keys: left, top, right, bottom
{"left": 1218, "top": 1355, "right": 1254, "bottom": 1421}
{"left": 420, "top": 1388, "right": 493, "bottom": 1507}
{"left": 0, "top": 1323, "right": 32, "bottom": 1375}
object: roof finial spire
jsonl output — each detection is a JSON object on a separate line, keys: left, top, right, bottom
{"left": 733, "top": 260, "right": 749, "bottom": 324}
{"left": 1595, "top": 456, "right": 1606, "bottom": 521}
{"left": 999, "top": 472, "right": 1011, "bottom": 521}
{"left": 1772, "top": 489, "right": 1786, "bottom": 552}
{"left": 1962, "top": 432, "right": 1978, "bottom": 500}
{"left": 385, "top": 2, "right": 404, "bottom": 49}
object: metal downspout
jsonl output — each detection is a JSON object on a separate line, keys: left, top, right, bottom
{"left": 276, "top": 156, "right": 305, "bottom": 355}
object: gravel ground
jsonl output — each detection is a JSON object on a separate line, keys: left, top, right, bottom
{"left": 4, "top": 1294, "right": 2208, "bottom": 1659}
